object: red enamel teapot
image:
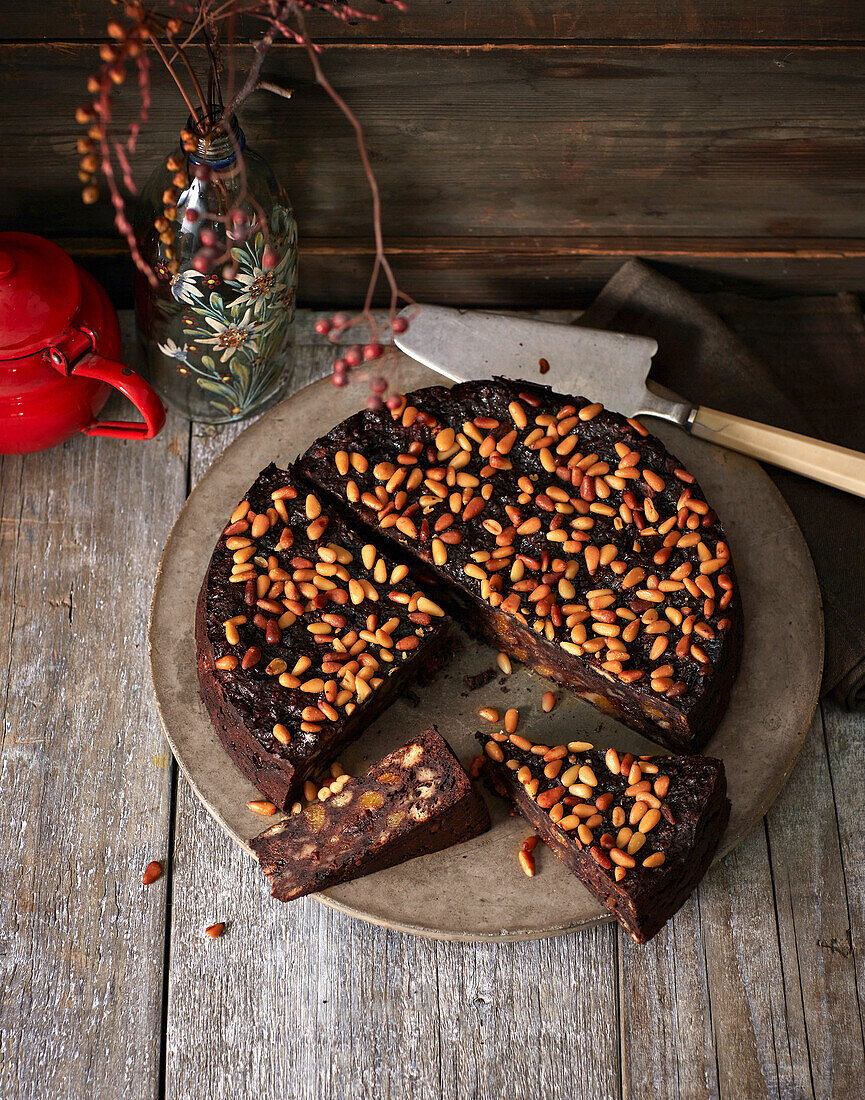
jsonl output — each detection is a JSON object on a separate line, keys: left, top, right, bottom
{"left": 0, "top": 232, "right": 165, "bottom": 454}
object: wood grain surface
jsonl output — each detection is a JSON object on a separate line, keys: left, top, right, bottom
{"left": 4, "top": 0, "right": 864, "bottom": 42}
{"left": 0, "top": 311, "right": 862, "bottom": 1099}
{"left": 3, "top": 29, "right": 865, "bottom": 301}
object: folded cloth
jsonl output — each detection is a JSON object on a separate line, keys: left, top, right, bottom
{"left": 577, "top": 260, "right": 865, "bottom": 708}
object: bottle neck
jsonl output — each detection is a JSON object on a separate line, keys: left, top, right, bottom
{"left": 187, "top": 114, "right": 246, "bottom": 170}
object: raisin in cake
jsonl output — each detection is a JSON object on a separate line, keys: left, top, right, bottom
{"left": 479, "top": 727, "right": 729, "bottom": 942}
{"left": 251, "top": 726, "right": 490, "bottom": 900}
{"left": 196, "top": 464, "right": 453, "bottom": 809}
{"left": 300, "top": 379, "right": 742, "bottom": 752}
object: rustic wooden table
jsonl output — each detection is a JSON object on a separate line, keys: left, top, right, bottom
{"left": 1, "top": 311, "right": 862, "bottom": 1100}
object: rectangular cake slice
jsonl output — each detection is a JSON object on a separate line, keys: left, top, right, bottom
{"left": 251, "top": 726, "right": 491, "bottom": 900}
{"left": 478, "top": 727, "right": 729, "bottom": 942}
{"left": 196, "top": 463, "right": 453, "bottom": 810}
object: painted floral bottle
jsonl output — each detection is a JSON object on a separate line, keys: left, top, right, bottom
{"left": 135, "top": 114, "right": 298, "bottom": 423}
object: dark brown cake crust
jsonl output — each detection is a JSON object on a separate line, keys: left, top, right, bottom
{"left": 196, "top": 464, "right": 453, "bottom": 810}
{"left": 251, "top": 726, "right": 491, "bottom": 900}
{"left": 299, "top": 378, "right": 743, "bottom": 752}
{"left": 478, "top": 728, "right": 729, "bottom": 942}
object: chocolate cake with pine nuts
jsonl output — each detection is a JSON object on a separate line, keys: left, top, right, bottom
{"left": 251, "top": 725, "right": 490, "bottom": 901}
{"left": 478, "top": 728, "right": 729, "bottom": 942}
{"left": 299, "top": 378, "right": 743, "bottom": 753}
{"left": 196, "top": 464, "right": 454, "bottom": 810}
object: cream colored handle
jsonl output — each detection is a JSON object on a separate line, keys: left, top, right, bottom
{"left": 690, "top": 406, "right": 865, "bottom": 498}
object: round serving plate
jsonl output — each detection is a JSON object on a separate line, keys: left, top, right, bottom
{"left": 149, "top": 358, "right": 823, "bottom": 942}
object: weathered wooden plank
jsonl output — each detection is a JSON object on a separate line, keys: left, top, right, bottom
{"left": 67, "top": 236, "right": 865, "bottom": 311}
{"left": 64, "top": 238, "right": 865, "bottom": 310}
{"left": 618, "top": 715, "right": 861, "bottom": 1100}
{"left": 619, "top": 819, "right": 804, "bottom": 1100}
{"left": 5, "top": 44, "right": 865, "bottom": 245}
{"left": 433, "top": 924, "right": 620, "bottom": 1100}
{"left": 820, "top": 697, "right": 865, "bottom": 1060}
{"left": 618, "top": 883, "right": 722, "bottom": 1098}
{"left": 0, "top": 384, "right": 189, "bottom": 1097}
{"left": 765, "top": 708, "right": 865, "bottom": 1098}
{"left": 3, "top": 0, "right": 864, "bottom": 42}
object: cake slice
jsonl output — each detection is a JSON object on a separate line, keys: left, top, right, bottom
{"left": 478, "top": 727, "right": 729, "bottom": 942}
{"left": 196, "top": 464, "right": 453, "bottom": 810}
{"left": 299, "top": 378, "right": 742, "bottom": 753}
{"left": 251, "top": 726, "right": 491, "bottom": 900}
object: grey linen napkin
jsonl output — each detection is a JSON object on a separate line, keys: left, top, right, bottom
{"left": 577, "top": 260, "right": 865, "bottom": 708}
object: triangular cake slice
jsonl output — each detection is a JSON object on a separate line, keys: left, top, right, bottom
{"left": 196, "top": 463, "right": 454, "bottom": 810}
{"left": 251, "top": 726, "right": 491, "bottom": 900}
{"left": 478, "top": 728, "right": 729, "bottom": 942}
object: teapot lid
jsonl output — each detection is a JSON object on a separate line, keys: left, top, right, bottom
{"left": 0, "top": 232, "right": 82, "bottom": 357}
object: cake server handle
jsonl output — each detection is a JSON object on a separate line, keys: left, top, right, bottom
{"left": 689, "top": 405, "right": 865, "bottom": 498}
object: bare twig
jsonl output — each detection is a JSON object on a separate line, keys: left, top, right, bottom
{"left": 143, "top": 29, "right": 200, "bottom": 120}
{"left": 257, "top": 81, "right": 294, "bottom": 102}
{"left": 223, "top": 1, "right": 293, "bottom": 118}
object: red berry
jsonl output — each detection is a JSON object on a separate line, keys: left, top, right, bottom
{"left": 184, "top": 209, "right": 199, "bottom": 223}
{"left": 391, "top": 316, "right": 408, "bottom": 334}
{"left": 370, "top": 376, "right": 387, "bottom": 395}
{"left": 367, "top": 394, "right": 384, "bottom": 411}
{"left": 199, "top": 228, "right": 218, "bottom": 248}
{"left": 330, "top": 313, "right": 348, "bottom": 331}
{"left": 262, "top": 249, "right": 277, "bottom": 270}
{"left": 192, "top": 251, "right": 211, "bottom": 273}
{"left": 344, "top": 347, "right": 362, "bottom": 368}
{"left": 332, "top": 358, "right": 347, "bottom": 374}
{"left": 314, "top": 318, "right": 332, "bottom": 336}
{"left": 331, "top": 374, "right": 347, "bottom": 388}
{"left": 385, "top": 395, "right": 402, "bottom": 410}
{"left": 363, "top": 343, "right": 384, "bottom": 362}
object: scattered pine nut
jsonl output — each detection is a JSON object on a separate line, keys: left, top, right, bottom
{"left": 468, "top": 754, "right": 485, "bottom": 779}
{"left": 518, "top": 850, "right": 535, "bottom": 877}
{"left": 522, "top": 835, "right": 538, "bottom": 852}
{"left": 496, "top": 652, "right": 512, "bottom": 675}
{"left": 248, "top": 800, "right": 277, "bottom": 816}
{"left": 142, "top": 861, "right": 163, "bottom": 886}
{"left": 205, "top": 922, "right": 225, "bottom": 939}
{"left": 542, "top": 691, "right": 556, "bottom": 713}
{"left": 504, "top": 708, "right": 519, "bottom": 734}
{"left": 478, "top": 707, "right": 499, "bottom": 723}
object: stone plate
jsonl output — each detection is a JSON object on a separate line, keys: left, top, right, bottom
{"left": 149, "top": 360, "right": 823, "bottom": 941}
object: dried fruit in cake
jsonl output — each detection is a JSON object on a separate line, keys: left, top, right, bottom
{"left": 477, "top": 727, "right": 729, "bottom": 943}
{"left": 299, "top": 378, "right": 742, "bottom": 752}
{"left": 251, "top": 725, "right": 491, "bottom": 900}
{"left": 196, "top": 464, "right": 453, "bottom": 810}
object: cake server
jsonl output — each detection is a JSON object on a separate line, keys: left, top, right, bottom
{"left": 394, "top": 304, "right": 865, "bottom": 499}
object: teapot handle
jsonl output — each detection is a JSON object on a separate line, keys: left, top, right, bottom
{"left": 72, "top": 353, "right": 166, "bottom": 439}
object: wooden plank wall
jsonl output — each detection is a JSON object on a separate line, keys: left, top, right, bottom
{"left": 0, "top": 1, "right": 864, "bottom": 304}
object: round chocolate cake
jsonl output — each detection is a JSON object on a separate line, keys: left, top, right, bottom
{"left": 198, "top": 378, "right": 742, "bottom": 810}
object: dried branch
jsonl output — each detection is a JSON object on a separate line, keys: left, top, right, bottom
{"left": 76, "top": 0, "right": 414, "bottom": 403}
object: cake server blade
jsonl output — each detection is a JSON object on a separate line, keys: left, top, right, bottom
{"left": 393, "top": 304, "right": 865, "bottom": 498}
{"left": 393, "top": 304, "right": 690, "bottom": 427}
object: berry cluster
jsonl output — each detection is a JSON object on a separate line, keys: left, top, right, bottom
{"left": 314, "top": 314, "right": 411, "bottom": 410}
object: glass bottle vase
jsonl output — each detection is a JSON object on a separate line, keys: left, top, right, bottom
{"left": 134, "top": 114, "right": 298, "bottom": 423}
